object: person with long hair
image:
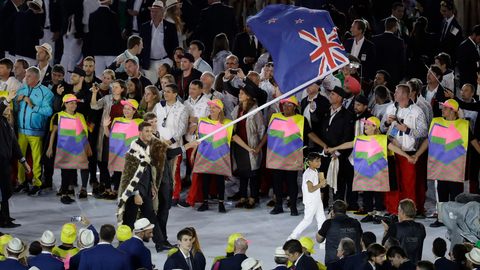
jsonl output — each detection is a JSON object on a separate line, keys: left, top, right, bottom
{"left": 126, "top": 77, "right": 143, "bottom": 104}
{"left": 172, "top": 47, "right": 184, "bottom": 72}
{"left": 211, "top": 33, "right": 231, "bottom": 75}
{"left": 103, "top": 99, "right": 143, "bottom": 201}
{"left": 164, "top": 0, "right": 192, "bottom": 48}
{"left": 155, "top": 63, "right": 172, "bottom": 90}
{"left": 186, "top": 227, "right": 206, "bottom": 270}
{"left": 98, "top": 69, "right": 116, "bottom": 98}
{"left": 90, "top": 79, "right": 126, "bottom": 200}
{"left": 231, "top": 85, "right": 265, "bottom": 210}
{"left": 191, "top": 99, "right": 233, "bottom": 213}
{"left": 139, "top": 85, "right": 161, "bottom": 114}
{"left": 406, "top": 17, "right": 435, "bottom": 83}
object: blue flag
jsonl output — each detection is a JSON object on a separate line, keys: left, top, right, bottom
{"left": 248, "top": 4, "right": 349, "bottom": 94}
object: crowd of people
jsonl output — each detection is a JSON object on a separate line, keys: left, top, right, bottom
{"left": 1, "top": 0, "right": 480, "bottom": 269}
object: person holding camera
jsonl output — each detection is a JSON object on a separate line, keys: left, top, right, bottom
{"left": 381, "top": 199, "right": 426, "bottom": 264}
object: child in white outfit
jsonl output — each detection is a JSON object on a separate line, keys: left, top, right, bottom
{"left": 288, "top": 152, "right": 327, "bottom": 240}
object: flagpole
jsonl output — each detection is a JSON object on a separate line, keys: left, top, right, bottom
{"left": 198, "top": 77, "right": 321, "bottom": 142}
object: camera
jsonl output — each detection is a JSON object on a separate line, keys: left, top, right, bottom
{"left": 373, "top": 214, "right": 398, "bottom": 225}
{"left": 71, "top": 216, "right": 83, "bottom": 222}
{"left": 94, "top": 82, "right": 99, "bottom": 88}
{"left": 230, "top": 69, "right": 238, "bottom": 75}
{"left": 58, "top": 79, "right": 63, "bottom": 85}
{"left": 349, "top": 62, "right": 360, "bottom": 69}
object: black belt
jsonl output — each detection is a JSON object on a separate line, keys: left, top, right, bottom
{"left": 150, "top": 56, "right": 168, "bottom": 61}
{"left": 44, "top": 26, "right": 50, "bottom": 29}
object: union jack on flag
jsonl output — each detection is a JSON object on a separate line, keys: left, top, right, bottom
{"left": 248, "top": 5, "right": 349, "bottom": 94}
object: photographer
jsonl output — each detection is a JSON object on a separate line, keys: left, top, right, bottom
{"left": 381, "top": 199, "right": 426, "bottom": 264}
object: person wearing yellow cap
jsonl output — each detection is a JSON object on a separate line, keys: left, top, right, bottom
{"left": 191, "top": 99, "right": 233, "bottom": 213}
{"left": 0, "top": 235, "right": 13, "bottom": 261}
{"left": 258, "top": 95, "right": 327, "bottom": 215}
{"left": 116, "top": 225, "right": 132, "bottom": 247}
{"left": 52, "top": 223, "right": 80, "bottom": 259}
{"left": 326, "top": 116, "right": 413, "bottom": 222}
{"left": 101, "top": 98, "right": 143, "bottom": 201}
{"left": 296, "top": 237, "right": 327, "bottom": 270}
{"left": 0, "top": 90, "right": 31, "bottom": 229}
{"left": 211, "top": 233, "right": 243, "bottom": 266}
{"left": 46, "top": 93, "right": 93, "bottom": 204}
{"left": 414, "top": 98, "right": 480, "bottom": 227}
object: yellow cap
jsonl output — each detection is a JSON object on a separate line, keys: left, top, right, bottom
{"left": 121, "top": 99, "right": 139, "bottom": 110}
{"left": 226, "top": 234, "right": 244, "bottom": 253}
{"left": 299, "top": 237, "right": 316, "bottom": 254}
{"left": 361, "top": 116, "right": 381, "bottom": 131}
{"left": 0, "top": 235, "right": 13, "bottom": 255}
{"left": 280, "top": 96, "right": 299, "bottom": 107}
{"left": 117, "top": 225, "right": 132, "bottom": 242}
{"left": 61, "top": 223, "right": 77, "bottom": 244}
{"left": 207, "top": 99, "right": 224, "bottom": 110}
{"left": 440, "top": 99, "right": 459, "bottom": 112}
{"left": 168, "top": 247, "right": 178, "bottom": 257}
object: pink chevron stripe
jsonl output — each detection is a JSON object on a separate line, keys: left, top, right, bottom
{"left": 194, "top": 158, "right": 230, "bottom": 174}
{"left": 193, "top": 155, "right": 231, "bottom": 176}
{"left": 56, "top": 148, "right": 84, "bottom": 162}
{"left": 427, "top": 165, "right": 464, "bottom": 182}
{"left": 427, "top": 156, "right": 465, "bottom": 181}
{"left": 267, "top": 148, "right": 303, "bottom": 161}
{"left": 108, "top": 157, "right": 125, "bottom": 169}
{"left": 428, "top": 158, "right": 465, "bottom": 175}
{"left": 194, "top": 154, "right": 230, "bottom": 171}
{"left": 428, "top": 155, "right": 466, "bottom": 169}
{"left": 266, "top": 149, "right": 302, "bottom": 170}
{"left": 195, "top": 153, "right": 230, "bottom": 167}
{"left": 55, "top": 150, "right": 88, "bottom": 169}
{"left": 427, "top": 163, "right": 465, "bottom": 179}
{"left": 353, "top": 170, "right": 389, "bottom": 191}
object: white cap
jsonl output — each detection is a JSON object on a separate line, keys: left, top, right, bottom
{"left": 78, "top": 228, "right": 95, "bottom": 248}
{"left": 241, "top": 258, "right": 263, "bottom": 270}
{"left": 134, "top": 218, "right": 155, "bottom": 232}
{"left": 39, "top": 230, "right": 56, "bottom": 247}
{"left": 274, "top": 246, "right": 287, "bottom": 257}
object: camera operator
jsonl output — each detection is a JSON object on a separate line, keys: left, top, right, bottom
{"left": 381, "top": 199, "right": 426, "bottom": 264}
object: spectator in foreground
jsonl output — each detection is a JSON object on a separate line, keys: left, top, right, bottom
{"left": 360, "top": 243, "right": 386, "bottom": 270}
{"left": 283, "top": 239, "right": 317, "bottom": 270}
{"left": 387, "top": 246, "right": 416, "bottom": 270}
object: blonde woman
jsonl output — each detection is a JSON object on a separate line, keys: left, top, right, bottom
{"left": 164, "top": 0, "right": 191, "bottom": 47}
{"left": 139, "top": 85, "right": 162, "bottom": 114}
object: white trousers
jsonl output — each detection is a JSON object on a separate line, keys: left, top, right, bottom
{"left": 94, "top": 56, "right": 116, "bottom": 77}
{"left": 143, "top": 58, "right": 173, "bottom": 85}
{"left": 39, "top": 30, "right": 56, "bottom": 66}
{"left": 289, "top": 200, "right": 326, "bottom": 240}
{"left": 60, "top": 35, "right": 82, "bottom": 83}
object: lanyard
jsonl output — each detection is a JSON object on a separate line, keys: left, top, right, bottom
{"left": 112, "top": 97, "right": 123, "bottom": 106}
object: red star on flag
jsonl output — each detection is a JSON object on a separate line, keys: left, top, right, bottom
{"left": 295, "top": 19, "right": 304, "bottom": 24}
{"left": 268, "top": 18, "right": 277, "bottom": 24}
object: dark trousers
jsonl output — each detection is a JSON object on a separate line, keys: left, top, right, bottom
{"left": 112, "top": 171, "right": 122, "bottom": 191}
{"left": 335, "top": 162, "right": 358, "bottom": 209}
{"left": 61, "top": 169, "right": 75, "bottom": 194}
{"left": 0, "top": 199, "right": 10, "bottom": 224}
{"left": 202, "top": 174, "right": 224, "bottom": 201}
{"left": 155, "top": 175, "right": 173, "bottom": 246}
{"left": 272, "top": 169, "right": 298, "bottom": 209}
{"left": 87, "top": 127, "right": 99, "bottom": 186}
{"left": 44, "top": 166, "right": 54, "bottom": 187}
{"left": 438, "top": 181, "right": 463, "bottom": 202}
{"left": 123, "top": 189, "right": 162, "bottom": 245}
{"left": 239, "top": 172, "right": 258, "bottom": 200}
{"left": 363, "top": 191, "right": 384, "bottom": 212}
{"left": 98, "top": 161, "right": 110, "bottom": 188}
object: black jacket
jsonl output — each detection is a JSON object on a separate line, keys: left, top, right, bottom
{"left": 61, "top": 0, "right": 84, "bottom": 38}
{"left": 193, "top": 3, "right": 239, "bottom": 63}
{"left": 124, "top": 0, "right": 154, "bottom": 36}
{"left": 457, "top": 38, "right": 480, "bottom": 88}
{"left": 173, "top": 68, "right": 202, "bottom": 100}
{"left": 0, "top": 101, "right": 24, "bottom": 200}
{"left": 53, "top": 82, "right": 92, "bottom": 122}
{"left": 39, "top": 0, "right": 62, "bottom": 33}
{"left": 38, "top": 65, "right": 52, "bottom": 84}
{"left": 139, "top": 19, "right": 178, "bottom": 69}
{"left": 89, "top": 6, "right": 122, "bottom": 56}
{"left": 13, "top": 9, "right": 44, "bottom": 58}
{"left": 232, "top": 32, "right": 263, "bottom": 74}
{"left": 434, "top": 257, "right": 459, "bottom": 270}
{"left": 438, "top": 17, "right": 463, "bottom": 68}
{"left": 344, "top": 37, "right": 377, "bottom": 81}
{"left": 421, "top": 84, "right": 447, "bottom": 118}
{"left": 317, "top": 106, "right": 354, "bottom": 156}
{"left": 371, "top": 32, "right": 405, "bottom": 88}
{"left": 381, "top": 220, "right": 426, "bottom": 264}
{"left": 223, "top": 77, "right": 267, "bottom": 107}
{"left": 295, "top": 254, "right": 319, "bottom": 270}
{"left": 0, "top": 0, "right": 18, "bottom": 56}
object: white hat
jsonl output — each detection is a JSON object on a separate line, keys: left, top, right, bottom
{"left": 35, "top": 43, "right": 53, "bottom": 60}
{"left": 6, "top": 238, "right": 26, "bottom": 254}
{"left": 274, "top": 246, "right": 287, "bottom": 257}
{"left": 26, "top": 0, "right": 44, "bottom": 13}
{"left": 134, "top": 218, "right": 155, "bottom": 232}
{"left": 148, "top": 0, "right": 164, "bottom": 10}
{"left": 241, "top": 258, "right": 263, "bottom": 270}
{"left": 467, "top": 248, "right": 480, "bottom": 265}
{"left": 165, "top": 0, "right": 181, "bottom": 10}
{"left": 78, "top": 228, "right": 95, "bottom": 249}
{"left": 29, "top": 267, "right": 40, "bottom": 270}
{"left": 39, "top": 230, "right": 56, "bottom": 247}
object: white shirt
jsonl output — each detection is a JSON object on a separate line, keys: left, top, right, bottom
{"left": 132, "top": 0, "right": 143, "bottom": 32}
{"left": 39, "top": 64, "right": 49, "bottom": 83}
{"left": 302, "top": 168, "right": 321, "bottom": 204}
{"left": 44, "top": 0, "right": 50, "bottom": 28}
{"left": 150, "top": 21, "right": 167, "bottom": 60}
{"left": 442, "top": 15, "right": 455, "bottom": 38}
{"left": 425, "top": 85, "right": 438, "bottom": 105}
{"left": 184, "top": 93, "right": 210, "bottom": 142}
{"left": 0, "top": 76, "right": 21, "bottom": 93}
{"left": 113, "top": 50, "right": 139, "bottom": 73}
{"left": 351, "top": 36, "right": 364, "bottom": 58}
{"left": 303, "top": 93, "right": 318, "bottom": 125}
{"left": 193, "top": 58, "right": 213, "bottom": 73}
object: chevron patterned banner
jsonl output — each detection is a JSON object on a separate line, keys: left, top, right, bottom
{"left": 54, "top": 112, "right": 89, "bottom": 169}
{"left": 108, "top": 117, "right": 143, "bottom": 172}
{"left": 266, "top": 113, "right": 304, "bottom": 171}
{"left": 352, "top": 135, "right": 390, "bottom": 192}
{"left": 193, "top": 117, "right": 233, "bottom": 176}
{"left": 427, "top": 117, "right": 469, "bottom": 182}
